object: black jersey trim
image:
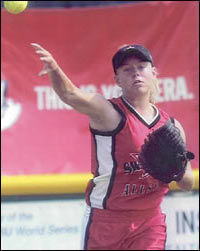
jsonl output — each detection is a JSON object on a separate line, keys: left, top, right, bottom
{"left": 83, "top": 208, "right": 94, "bottom": 250}
{"left": 102, "top": 135, "right": 118, "bottom": 209}
{"left": 121, "top": 97, "right": 160, "bottom": 129}
{"left": 89, "top": 133, "right": 119, "bottom": 210}
{"left": 91, "top": 133, "right": 100, "bottom": 177}
{"left": 89, "top": 102, "right": 126, "bottom": 136}
{"left": 89, "top": 103, "right": 123, "bottom": 209}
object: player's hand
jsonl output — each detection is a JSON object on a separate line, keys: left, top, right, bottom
{"left": 31, "top": 43, "right": 59, "bottom": 76}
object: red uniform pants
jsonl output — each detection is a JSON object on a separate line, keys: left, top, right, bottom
{"left": 81, "top": 206, "right": 166, "bottom": 250}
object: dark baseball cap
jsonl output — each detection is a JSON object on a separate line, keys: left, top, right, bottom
{"left": 112, "top": 44, "right": 154, "bottom": 73}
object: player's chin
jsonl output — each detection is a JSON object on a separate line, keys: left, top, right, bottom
{"left": 132, "top": 85, "right": 149, "bottom": 94}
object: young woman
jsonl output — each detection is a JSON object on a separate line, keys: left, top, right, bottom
{"left": 31, "top": 43, "right": 195, "bottom": 250}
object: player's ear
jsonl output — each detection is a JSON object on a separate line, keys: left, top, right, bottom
{"left": 115, "top": 74, "right": 121, "bottom": 87}
{"left": 152, "top": 66, "right": 158, "bottom": 77}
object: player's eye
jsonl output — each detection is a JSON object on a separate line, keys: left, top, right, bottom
{"left": 138, "top": 65, "right": 145, "bottom": 70}
{"left": 123, "top": 68, "right": 131, "bottom": 72}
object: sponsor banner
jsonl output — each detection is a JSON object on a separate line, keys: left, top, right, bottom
{"left": 1, "top": 192, "right": 199, "bottom": 250}
{"left": 1, "top": 1, "right": 199, "bottom": 176}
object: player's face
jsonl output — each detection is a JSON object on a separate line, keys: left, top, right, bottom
{"left": 115, "top": 56, "right": 157, "bottom": 98}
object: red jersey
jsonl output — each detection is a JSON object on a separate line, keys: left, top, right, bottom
{"left": 85, "top": 97, "right": 170, "bottom": 211}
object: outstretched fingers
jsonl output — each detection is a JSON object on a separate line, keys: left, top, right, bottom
{"left": 31, "top": 43, "right": 50, "bottom": 56}
{"left": 31, "top": 43, "right": 56, "bottom": 76}
{"left": 31, "top": 43, "right": 45, "bottom": 50}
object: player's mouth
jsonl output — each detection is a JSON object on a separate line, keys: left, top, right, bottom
{"left": 133, "top": 80, "right": 143, "bottom": 85}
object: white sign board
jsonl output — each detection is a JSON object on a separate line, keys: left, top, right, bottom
{"left": 1, "top": 198, "right": 85, "bottom": 250}
{"left": 161, "top": 192, "right": 199, "bottom": 250}
{"left": 1, "top": 192, "right": 199, "bottom": 250}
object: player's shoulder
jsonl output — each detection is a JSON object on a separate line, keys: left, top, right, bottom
{"left": 155, "top": 105, "right": 186, "bottom": 141}
{"left": 109, "top": 96, "right": 122, "bottom": 105}
{"left": 108, "top": 96, "right": 125, "bottom": 111}
{"left": 155, "top": 106, "right": 184, "bottom": 128}
{"left": 154, "top": 104, "right": 185, "bottom": 128}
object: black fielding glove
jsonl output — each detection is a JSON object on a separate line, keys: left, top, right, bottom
{"left": 138, "top": 120, "right": 195, "bottom": 183}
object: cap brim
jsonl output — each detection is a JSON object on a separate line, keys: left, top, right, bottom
{"left": 122, "top": 48, "right": 151, "bottom": 63}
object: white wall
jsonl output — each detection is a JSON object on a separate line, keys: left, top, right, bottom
{"left": 1, "top": 192, "right": 199, "bottom": 250}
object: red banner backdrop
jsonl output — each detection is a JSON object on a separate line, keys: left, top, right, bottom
{"left": 1, "top": 1, "right": 199, "bottom": 177}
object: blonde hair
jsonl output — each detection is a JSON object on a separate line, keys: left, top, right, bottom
{"left": 149, "top": 78, "right": 159, "bottom": 104}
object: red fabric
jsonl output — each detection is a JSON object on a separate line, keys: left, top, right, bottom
{"left": 1, "top": 1, "right": 199, "bottom": 175}
{"left": 83, "top": 206, "right": 166, "bottom": 250}
{"left": 86, "top": 97, "right": 169, "bottom": 210}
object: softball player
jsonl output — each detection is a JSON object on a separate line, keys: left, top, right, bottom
{"left": 31, "top": 43, "right": 195, "bottom": 250}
